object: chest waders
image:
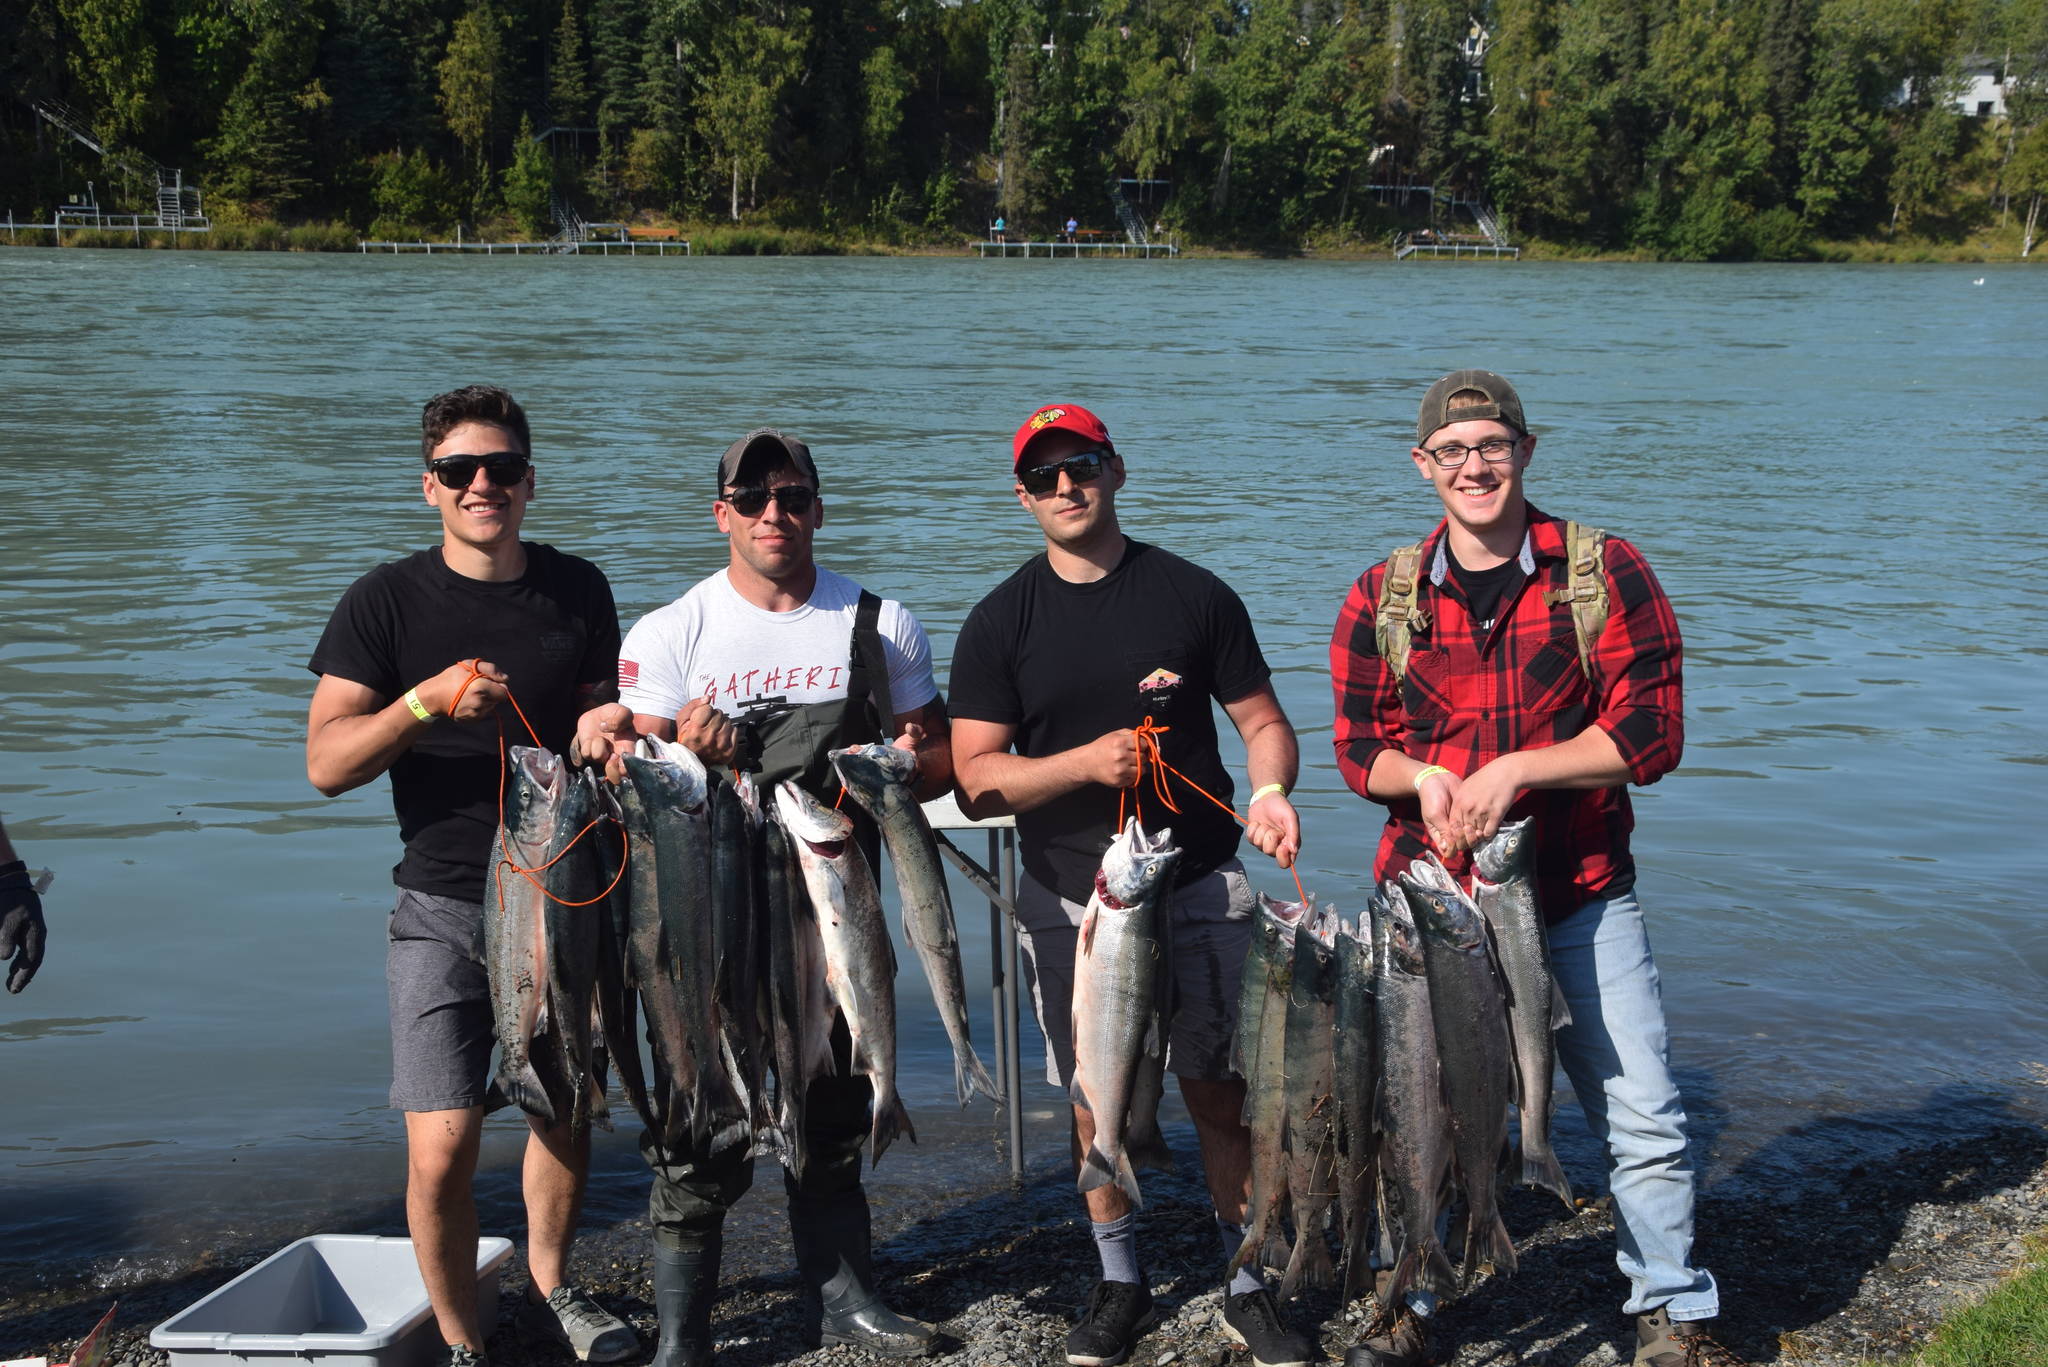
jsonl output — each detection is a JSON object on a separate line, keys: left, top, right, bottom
{"left": 644, "top": 589, "right": 935, "bottom": 1359}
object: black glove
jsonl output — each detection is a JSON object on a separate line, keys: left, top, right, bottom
{"left": 0, "top": 859, "right": 47, "bottom": 993}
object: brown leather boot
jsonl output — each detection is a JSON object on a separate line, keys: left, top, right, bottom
{"left": 1344, "top": 1306, "right": 1430, "bottom": 1367}
{"left": 1634, "top": 1307, "right": 1745, "bottom": 1367}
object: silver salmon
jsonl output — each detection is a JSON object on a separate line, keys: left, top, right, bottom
{"left": 1233, "top": 892, "right": 1309, "bottom": 1276}
{"left": 1472, "top": 817, "right": 1573, "bottom": 1210}
{"left": 830, "top": 743, "right": 1002, "bottom": 1107}
{"left": 775, "top": 781, "right": 916, "bottom": 1165}
{"left": 1331, "top": 906, "right": 1378, "bottom": 1306}
{"left": 1071, "top": 818, "right": 1180, "bottom": 1205}
{"left": 621, "top": 737, "right": 739, "bottom": 1154}
{"left": 1278, "top": 901, "right": 1340, "bottom": 1299}
{"left": 1402, "top": 859, "right": 1518, "bottom": 1285}
{"left": 1372, "top": 878, "right": 1457, "bottom": 1305}
{"left": 484, "top": 746, "right": 569, "bottom": 1122}
{"left": 539, "top": 766, "right": 609, "bottom": 1133}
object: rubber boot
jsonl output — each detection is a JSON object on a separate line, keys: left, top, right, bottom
{"left": 786, "top": 1190, "right": 937, "bottom": 1357}
{"left": 650, "top": 1235, "right": 722, "bottom": 1367}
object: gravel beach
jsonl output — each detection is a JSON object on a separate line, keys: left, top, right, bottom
{"left": 8, "top": 1117, "right": 2045, "bottom": 1367}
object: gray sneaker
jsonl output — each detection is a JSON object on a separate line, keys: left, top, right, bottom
{"left": 436, "top": 1346, "right": 486, "bottom": 1367}
{"left": 518, "top": 1285, "right": 639, "bottom": 1364}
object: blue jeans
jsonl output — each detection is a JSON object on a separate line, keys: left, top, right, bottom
{"left": 1549, "top": 890, "right": 1719, "bottom": 1320}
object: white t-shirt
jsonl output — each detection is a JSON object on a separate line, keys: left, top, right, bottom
{"left": 618, "top": 566, "right": 939, "bottom": 724}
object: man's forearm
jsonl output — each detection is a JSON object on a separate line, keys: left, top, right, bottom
{"left": 1501, "top": 726, "right": 1632, "bottom": 791}
{"left": 955, "top": 746, "right": 1096, "bottom": 819}
{"left": 1242, "top": 716, "right": 1299, "bottom": 793}
{"left": 308, "top": 703, "right": 427, "bottom": 796}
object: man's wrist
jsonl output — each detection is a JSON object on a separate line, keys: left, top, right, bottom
{"left": 1249, "top": 782, "right": 1288, "bottom": 804}
{"left": 403, "top": 687, "right": 438, "bottom": 723}
{"left": 0, "top": 859, "right": 30, "bottom": 890}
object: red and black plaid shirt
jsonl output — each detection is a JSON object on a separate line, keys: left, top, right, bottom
{"left": 1328, "top": 506, "right": 1684, "bottom": 921}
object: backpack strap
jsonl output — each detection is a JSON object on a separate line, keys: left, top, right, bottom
{"left": 845, "top": 589, "right": 898, "bottom": 741}
{"left": 1541, "top": 521, "right": 1609, "bottom": 679}
{"left": 1373, "top": 541, "right": 1430, "bottom": 679}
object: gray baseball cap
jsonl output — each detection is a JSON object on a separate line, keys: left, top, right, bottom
{"left": 718, "top": 428, "right": 820, "bottom": 489}
{"left": 1416, "top": 369, "right": 1527, "bottom": 444}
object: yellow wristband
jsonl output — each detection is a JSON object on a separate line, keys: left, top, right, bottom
{"left": 1412, "top": 764, "right": 1453, "bottom": 793}
{"left": 403, "top": 687, "right": 437, "bottom": 723}
{"left": 1249, "top": 782, "right": 1288, "bottom": 804}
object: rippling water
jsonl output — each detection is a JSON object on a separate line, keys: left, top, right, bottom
{"left": 1, "top": 251, "right": 2042, "bottom": 1282}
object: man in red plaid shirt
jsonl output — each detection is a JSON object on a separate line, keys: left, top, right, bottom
{"left": 1330, "top": 372, "right": 1738, "bottom": 1367}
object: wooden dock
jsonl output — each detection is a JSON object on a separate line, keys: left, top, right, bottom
{"left": 977, "top": 239, "right": 1178, "bottom": 258}
{"left": 355, "top": 238, "right": 691, "bottom": 255}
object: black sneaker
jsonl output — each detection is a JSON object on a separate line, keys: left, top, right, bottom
{"left": 1065, "top": 1279, "right": 1158, "bottom": 1367}
{"left": 1223, "top": 1287, "right": 1318, "bottom": 1367}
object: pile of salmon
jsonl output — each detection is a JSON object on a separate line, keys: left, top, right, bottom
{"left": 482, "top": 740, "right": 1000, "bottom": 1175}
{"left": 1234, "top": 818, "right": 1577, "bottom": 1305}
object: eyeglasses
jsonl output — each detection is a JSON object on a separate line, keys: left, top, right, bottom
{"left": 1422, "top": 437, "right": 1521, "bottom": 468}
{"left": 722, "top": 484, "right": 817, "bottom": 517}
{"left": 1018, "top": 450, "right": 1111, "bottom": 495}
{"left": 429, "top": 452, "right": 530, "bottom": 488}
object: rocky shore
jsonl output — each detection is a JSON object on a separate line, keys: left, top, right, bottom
{"left": 7, "top": 1118, "right": 2045, "bottom": 1367}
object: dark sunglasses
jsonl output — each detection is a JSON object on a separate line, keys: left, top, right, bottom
{"left": 429, "top": 452, "right": 530, "bottom": 489}
{"left": 722, "top": 484, "right": 817, "bottom": 517}
{"left": 1018, "top": 450, "right": 1111, "bottom": 495}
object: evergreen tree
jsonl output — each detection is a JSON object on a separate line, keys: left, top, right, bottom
{"left": 204, "top": 17, "right": 325, "bottom": 215}
{"left": 550, "top": 0, "right": 591, "bottom": 126}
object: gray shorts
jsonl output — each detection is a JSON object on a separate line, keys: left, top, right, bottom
{"left": 1016, "top": 859, "right": 1255, "bottom": 1088}
{"left": 386, "top": 889, "right": 495, "bottom": 1112}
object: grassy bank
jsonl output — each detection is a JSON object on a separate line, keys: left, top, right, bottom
{"left": 1878, "top": 1233, "right": 2048, "bottom": 1367}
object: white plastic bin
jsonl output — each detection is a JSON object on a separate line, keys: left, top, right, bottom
{"left": 151, "top": 1235, "right": 513, "bottom": 1367}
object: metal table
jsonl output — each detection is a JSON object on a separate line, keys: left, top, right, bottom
{"left": 918, "top": 794, "right": 1027, "bottom": 1182}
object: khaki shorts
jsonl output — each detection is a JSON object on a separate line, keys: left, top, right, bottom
{"left": 1015, "top": 859, "right": 1255, "bottom": 1088}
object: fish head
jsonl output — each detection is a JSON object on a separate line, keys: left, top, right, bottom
{"left": 828, "top": 743, "right": 916, "bottom": 805}
{"left": 635, "top": 735, "right": 709, "bottom": 810}
{"left": 1378, "top": 880, "right": 1429, "bottom": 975}
{"left": 1400, "top": 871, "right": 1488, "bottom": 952}
{"left": 772, "top": 780, "right": 854, "bottom": 854}
{"left": 506, "top": 746, "right": 568, "bottom": 832}
{"left": 1472, "top": 817, "right": 1533, "bottom": 884}
{"left": 1098, "top": 818, "right": 1180, "bottom": 907}
{"left": 733, "top": 771, "right": 764, "bottom": 825}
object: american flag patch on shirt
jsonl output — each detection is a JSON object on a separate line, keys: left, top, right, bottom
{"left": 618, "top": 659, "right": 640, "bottom": 691}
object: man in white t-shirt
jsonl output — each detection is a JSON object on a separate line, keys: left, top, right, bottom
{"left": 576, "top": 428, "right": 950, "bottom": 1367}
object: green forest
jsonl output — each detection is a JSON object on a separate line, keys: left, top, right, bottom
{"left": 4, "top": 0, "right": 2045, "bottom": 257}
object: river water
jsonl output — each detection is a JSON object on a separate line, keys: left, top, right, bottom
{"left": 0, "top": 251, "right": 2042, "bottom": 1292}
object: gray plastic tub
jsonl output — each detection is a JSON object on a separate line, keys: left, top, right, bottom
{"left": 151, "top": 1235, "right": 513, "bottom": 1367}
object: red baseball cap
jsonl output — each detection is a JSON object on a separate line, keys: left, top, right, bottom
{"left": 1012, "top": 403, "right": 1116, "bottom": 471}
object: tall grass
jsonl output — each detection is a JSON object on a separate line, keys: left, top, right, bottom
{"left": 1872, "top": 1234, "right": 2048, "bottom": 1367}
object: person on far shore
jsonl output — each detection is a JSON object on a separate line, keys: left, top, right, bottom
{"left": 1064, "top": 215, "right": 1079, "bottom": 242}
{"left": 575, "top": 427, "right": 951, "bottom": 1366}
{"left": 1329, "top": 371, "right": 1742, "bottom": 1367}
{"left": 993, "top": 215, "right": 1007, "bottom": 243}
{"left": 305, "top": 385, "right": 634, "bottom": 1367}
{"left": 949, "top": 403, "right": 1316, "bottom": 1367}
{"left": 0, "top": 815, "right": 48, "bottom": 993}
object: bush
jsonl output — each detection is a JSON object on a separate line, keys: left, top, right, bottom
{"left": 690, "top": 227, "right": 839, "bottom": 255}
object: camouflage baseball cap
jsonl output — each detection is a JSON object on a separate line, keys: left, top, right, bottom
{"left": 1416, "top": 369, "right": 1527, "bottom": 444}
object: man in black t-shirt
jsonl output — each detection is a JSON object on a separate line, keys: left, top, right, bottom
{"left": 306, "top": 386, "right": 631, "bottom": 1367}
{"left": 950, "top": 403, "right": 1316, "bottom": 1367}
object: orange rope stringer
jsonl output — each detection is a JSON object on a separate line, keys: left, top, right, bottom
{"left": 1117, "top": 714, "right": 1308, "bottom": 905}
{"left": 449, "top": 659, "right": 631, "bottom": 914}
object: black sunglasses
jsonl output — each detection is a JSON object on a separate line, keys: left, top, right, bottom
{"left": 429, "top": 452, "right": 530, "bottom": 489}
{"left": 1018, "top": 450, "right": 1111, "bottom": 495}
{"left": 722, "top": 484, "right": 817, "bottom": 517}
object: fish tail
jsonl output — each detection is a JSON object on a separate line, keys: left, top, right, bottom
{"left": 1277, "top": 1228, "right": 1336, "bottom": 1301}
{"left": 956, "top": 1045, "right": 1003, "bottom": 1107}
{"left": 1464, "top": 1209, "right": 1519, "bottom": 1284}
{"left": 500, "top": 1062, "right": 558, "bottom": 1123}
{"left": 1521, "top": 1144, "right": 1574, "bottom": 1210}
{"left": 869, "top": 1090, "right": 915, "bottom": 1167}
{"left": 1549, "top": 980, "right": 1573, "bottom": 1029}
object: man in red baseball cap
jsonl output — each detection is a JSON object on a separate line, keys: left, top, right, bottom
{"left": 950, "top": 403, "right": 1315, "bottom": 1367}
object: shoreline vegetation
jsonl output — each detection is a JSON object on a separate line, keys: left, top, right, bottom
{"left": 6, "top": 3, "right": 2045, "bottom": 268}
{"left": 3, "top": 220, "right": 2040, "bottom": 263}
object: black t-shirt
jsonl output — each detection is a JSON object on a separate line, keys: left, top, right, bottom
{"left": 949, "top": 540, "right": 1271, "bottom": 904}
{"left": 307, "top": 543, "right": 620, "bottom": 902}
{"left": 1447, "top": 545, "right": 1521, "bottom": 633}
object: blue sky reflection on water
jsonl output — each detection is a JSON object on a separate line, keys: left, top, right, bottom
{"left": 0, "top": 252, "right": 2043, "bottom": 1274}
